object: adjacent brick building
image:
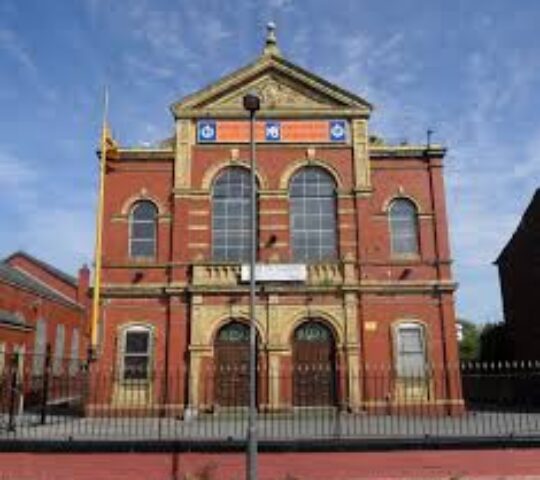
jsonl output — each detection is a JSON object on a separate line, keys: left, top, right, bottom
{"left": 0, "top": 251, "right": 89, "bottom": 376}
{"left": 89, "top": 28, "right": 461, "bottom": 414}
{"left": 496, "top": 188, "right": 540, "bottom": 361}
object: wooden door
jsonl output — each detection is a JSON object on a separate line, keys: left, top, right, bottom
{"left": 293, "top": 321, "right": 337, "bottom": 406}
{"left": 214, "top": 322, "right": 250, "bottom": 407}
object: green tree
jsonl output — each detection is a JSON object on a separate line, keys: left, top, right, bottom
{"left": 457, "top": 318, "right": 480, "bottom": 361}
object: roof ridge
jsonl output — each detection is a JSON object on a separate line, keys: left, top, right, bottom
{"left": 0, "top": 262, "right": 81, "bottom": 309}
{"left": 3, "top": 251, "right": 77, "bottom": 286}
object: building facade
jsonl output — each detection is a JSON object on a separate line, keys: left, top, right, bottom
{"left": 90, "top": 30, "right": 461, "bottom": 414}
{"left": 496, "top": 189, "right": 540, "bottom": 361}
{"left": 0, "top": 251, "right": 89, "bottom": 378}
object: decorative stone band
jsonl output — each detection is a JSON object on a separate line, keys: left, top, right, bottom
{"left": 196, "top": 119, "right": 348, "bottom": 144}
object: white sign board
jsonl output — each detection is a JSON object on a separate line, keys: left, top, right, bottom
{"left": 240, "top": 264, "right": 307, "bottom": 283}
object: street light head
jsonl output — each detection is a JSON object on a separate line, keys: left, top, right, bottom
{"left": 243, "top": 93, "right": 261, "bottom": 113}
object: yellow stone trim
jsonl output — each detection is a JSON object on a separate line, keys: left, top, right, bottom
{"left": 259, "top": 190, "right": 288, "bottom": 198}
{"left": 120, "top": 193, "right": 167, "bottom": 215}
{"left": 352, "top": 119, "right": 371, "bottom": 189}
{"left": 200, "top": 159, "right": 268, "bottom": 190}
{"left": 188, "top": 225, "right": 209, "bottom": 231}
{"left": 174, "top": 119, "right": 193, "bottom": 189}
{"left": 278, "top": 158, "right": 343, "bottom": 189}
{"left": 259, "top": 209, "right": 288, "bottom": 215}
{"left": 188, "top": 242, "right": 210, "bottom": 248}
{"left": 172, "top": 54, "right": 372, "bottom": 116}
{"left": 190, "top": 210, "right": 210, "bottom": 216}
{"left": 382, "top": 194, "right": 423, "bottom": 214}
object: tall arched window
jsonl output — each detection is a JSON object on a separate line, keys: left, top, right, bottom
{"left": 212, "top": 167, "right": 254, "bottom": 262}
{"left": 389, "top": 199, "right": 419, "bottom": 256}
{"left": 290, "top": 167, "right": 337, "bottom": 262}
{"left": 129, "top": 201, "right": 158, "bottom": 258}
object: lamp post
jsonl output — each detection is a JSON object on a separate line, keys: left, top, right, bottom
{"left": 243, "top": 92, "right": 260, "bottom": 480}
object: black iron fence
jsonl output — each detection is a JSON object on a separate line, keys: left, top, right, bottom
{"left": 1, "top": 353, "right": 540, "bottom": 449}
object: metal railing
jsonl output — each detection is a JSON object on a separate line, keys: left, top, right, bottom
{"left": 1, "top": 355, "right": 540, "bottom": 449}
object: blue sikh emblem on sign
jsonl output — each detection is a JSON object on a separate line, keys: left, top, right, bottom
{"left": 329, "top": 120, "right": 346, "bottom": 142}
{"left": 265, "top": 121, "right": 281, "bottom": 141}
{"left": 197, "top": 121, "right": 216, "bottom": 142}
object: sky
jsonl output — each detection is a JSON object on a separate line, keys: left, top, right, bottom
{"left": 1, "top": 0, "right": 539, "bottom": 323}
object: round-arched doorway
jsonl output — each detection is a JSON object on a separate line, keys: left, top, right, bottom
{"left": 214, "top": 321, "right": 254, "bottom": 407}
{"left": 293, "top": 320, "right": 337, "bottom": 406}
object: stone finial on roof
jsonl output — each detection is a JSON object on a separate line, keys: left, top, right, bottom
{"left": 263, "top": 22, "right": 281, "bottom": 56}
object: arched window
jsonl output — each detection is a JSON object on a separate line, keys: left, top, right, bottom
{"left": 212, "top": 167, "right": 254, "bottom": 262}
{"left": 129, "top": 201, "right": 158, "bottom": 258}
{"left": 389, "top": 199, "right": 419, "bottom": 256}
{"left": 290, "top": 167, "right": 337, "bottom": 262}
{"left": 395, "top": 322, "right": 427, "bottom": 377}
{"left": 120, "top": 325, "right": 152, "bottom": 381}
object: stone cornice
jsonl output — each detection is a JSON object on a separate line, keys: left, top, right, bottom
{"left": 370, "top": 145, "right": 446, "bottom": 158}
{"left": 106, "top": 149, "right": 174, "bottom": 161}
{"left": 99, "top": 279, "right": 457, "bottom": 297}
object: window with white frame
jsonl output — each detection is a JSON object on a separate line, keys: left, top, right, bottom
{"left": 212, "top": 167, "right": 254, "bottom": 262}
{"left": 129, "top": 201, "right": 158, "bottom": 258}
{"left": 389, "top": 198, "right": 419, "bottom": 256}
{"left": 290, "top": 167, "right": 337, "bottom": 262}
{"left": 69, "top": 328, "right": 80, "bottom": 376}
{"left": 53, "top": 324, "right": 65, "bottom": 375}
{"left": 33, "top": 318, "right": 47, "bottom": 375}
{"left": 395, "top": 323, "right": 427, "bottom": 377}
{"left": 121, "top": 326, "right": 152, "bottom": 381}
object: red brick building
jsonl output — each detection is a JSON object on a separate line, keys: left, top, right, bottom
{"left": 0, "top": 251, "right": 89, "bottom": 376}
{"left": 496, "top": 188, "right": 540, "bottom": 361}
{"left": 89, "top": 28, "right": 461, "bottom": 414}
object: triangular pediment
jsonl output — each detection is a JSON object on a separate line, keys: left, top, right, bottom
{"left": 171, "top": 54, "right": 372, "bottom": 118}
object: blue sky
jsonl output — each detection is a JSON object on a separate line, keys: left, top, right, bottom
{"left": 1, "top": 0, "right": 539, "bottom": 323}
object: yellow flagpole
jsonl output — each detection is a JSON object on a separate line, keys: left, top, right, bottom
{"left": 90, "top": 88, "right": 109, "bottom": 355}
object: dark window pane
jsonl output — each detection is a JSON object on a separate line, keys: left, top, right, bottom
{"left": 124, "top": 356, "right": 149, "bottom": 380}
{"left": 132, "top": 201, "right": 157, "bottom": 220}
{"left": 131, "top": 240, "right": 155, "bottom": 257}
{"left": 132, "top": 222, "right": 155, "bottom": 239}
{"left": 125, "top": 331, "right": 149, "bottom": 354}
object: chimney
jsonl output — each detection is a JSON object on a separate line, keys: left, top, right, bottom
{"left": 77, "top": 264, "right": 90, "bottom": 306}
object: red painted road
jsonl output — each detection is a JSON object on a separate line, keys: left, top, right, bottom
{"left": 1, "top": 449, "right": 540, "bottom": 479}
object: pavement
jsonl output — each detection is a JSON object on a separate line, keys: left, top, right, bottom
{"left": 1, "top": 449, "right": 540, "bottom": 479}
{"left": 1, "top": 410, "right": 540, "bottom": 441}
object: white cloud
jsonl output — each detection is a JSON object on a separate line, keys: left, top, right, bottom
{"left": 0, "top": 151, "right": 37, "bottom": 189}
{"left": 0, "top": 27, "right": 36, "bottom": 73}
{"left": 0, "top": 150, "right": 94, "bottom": 272}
